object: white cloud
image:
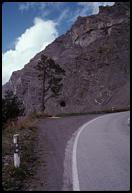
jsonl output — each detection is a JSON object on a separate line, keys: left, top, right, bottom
{"left": 18, "top": 2, "right": 64, "bottom": 12}
{"left": 18, "top": 2, "right": 37, "bottom": 11}
{"left": 18, "top": 2, "right": 66, "bottom": 20}
{"left": 78, "top": 2, "right": 115, "bottom": 15}
{"left": 56, "top": 9, "right": 70, "bottom": 24}
{"left": 2, "top": 17, "right": 58, "bottom": 85}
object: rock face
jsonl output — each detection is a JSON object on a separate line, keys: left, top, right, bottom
{"left": 2, "top": 2, "right": 130, "bottom": 115}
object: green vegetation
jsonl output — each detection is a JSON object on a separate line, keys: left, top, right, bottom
{"left": 2, "top": 90, "right": 25, "bottom": 128}
{"left": 34, "top": 54, "right": 65, "bottom": 112}
{"left": 2, "top": 109, "right": 54, "bottom": 191}
{"left": 2, "top": 113, "right": 38, "bottom": 191}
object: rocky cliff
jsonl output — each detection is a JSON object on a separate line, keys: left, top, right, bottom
{"left": 2, "top": 2, "right": 130, "bottom": 114}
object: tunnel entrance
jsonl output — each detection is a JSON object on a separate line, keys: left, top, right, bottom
{"left": 60, "top": 101, "right": 66, "bottom": 107}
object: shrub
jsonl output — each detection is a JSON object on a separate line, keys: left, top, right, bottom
{"left": 2, "top": 90, "right": 25, "bottom": 127}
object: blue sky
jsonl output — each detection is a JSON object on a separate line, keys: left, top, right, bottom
{"left": 2, "top": 2, "right": 114, "bottom": 84}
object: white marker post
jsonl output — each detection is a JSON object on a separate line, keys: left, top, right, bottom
{"left": 112, "top": 107, "right": 115, "bottom": 112}
{"left": 13, "top": 134, "right": 20, "bottom": 168}
{"left": 128, "top": 117, "right": 130, "bottom": 126}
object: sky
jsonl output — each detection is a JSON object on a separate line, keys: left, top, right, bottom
{"left": 2, "top": 2, "right": 114, "bottom": 85}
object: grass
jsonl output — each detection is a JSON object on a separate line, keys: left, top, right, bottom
{"left": 2, "top": 113, "right": 39, "bottom": 191}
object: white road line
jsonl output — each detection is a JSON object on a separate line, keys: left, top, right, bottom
{"left": 72, "top": 114, "right": 111, "bottom": 191}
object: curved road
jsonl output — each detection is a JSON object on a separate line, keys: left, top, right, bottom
{"left": 73, "top": 111, "right": 130, "bottom": 191}
{"left": 24, "top": 114, "right": 98, "bottom": 191}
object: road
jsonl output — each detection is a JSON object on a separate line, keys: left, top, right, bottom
{"left": 72, "top": 111, "right": 130, "bottom": 191}
{"left": 24, "top": 114, "right": 98, "bottom": 191}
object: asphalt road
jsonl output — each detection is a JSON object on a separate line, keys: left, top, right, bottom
{"left": 24, "top": 114, "right": 98, "bottom": 191}
{"left": 73, "top": 111, "right": 130, "bottom": 191}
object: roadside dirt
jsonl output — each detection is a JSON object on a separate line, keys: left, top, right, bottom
{"left": 24, "top": 114, "right": 98, "bottom": 191}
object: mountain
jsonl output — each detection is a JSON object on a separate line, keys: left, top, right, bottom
{"left": 2, "top": 2, "right": 130, "bottom": 115}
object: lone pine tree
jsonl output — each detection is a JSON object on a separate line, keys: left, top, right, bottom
{"left": 35, "top": 54, "right": 65, "bottom": 112}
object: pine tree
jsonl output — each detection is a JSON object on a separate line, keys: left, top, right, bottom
{"left": 34, "top": 54, "right": 65, "bottom": 112}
